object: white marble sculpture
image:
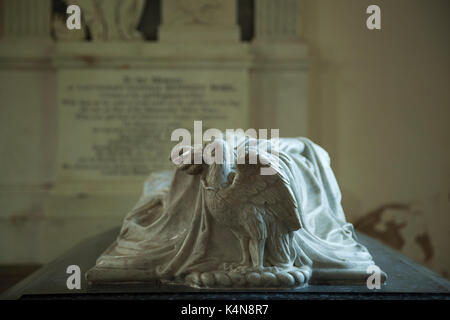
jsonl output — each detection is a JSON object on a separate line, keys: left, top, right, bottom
{"left": 59, "top": 0, "right": 146, "bottom": 41}
{"left": 86, "top": 135, "right": 386, "bottom": 288}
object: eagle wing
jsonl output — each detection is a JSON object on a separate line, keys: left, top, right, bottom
{"left": 229, "top": 150, "right": 301, "bottom": 233}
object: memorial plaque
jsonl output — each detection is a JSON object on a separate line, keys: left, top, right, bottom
{"left": 55, "top": 69, "right": 248, "bottom": 191}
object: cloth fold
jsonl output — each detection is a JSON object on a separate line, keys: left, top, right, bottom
{"left": 93, "top": 137, "right": 376, "bottom": 281}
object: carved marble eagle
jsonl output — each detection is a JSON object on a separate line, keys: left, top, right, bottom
{"left": 174, "top": 138, "right": 301, "bottom": 271}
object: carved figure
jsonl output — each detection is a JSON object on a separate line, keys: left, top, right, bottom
{"left": 180, "top": 139, "right": 300, "bottom": 274}
{"left": 62, "top": 0, "right": 145, "bottom": 41}
{"left": 86, "top": 134, "right": 386, "bottom": 288}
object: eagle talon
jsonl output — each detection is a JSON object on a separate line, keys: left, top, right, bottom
{"left": 222, "top": 262, "right": 253, "bottom": 273}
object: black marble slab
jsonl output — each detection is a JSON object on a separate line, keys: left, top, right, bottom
{"left": 2, "top": 228, "right": 449, "bottom": 300}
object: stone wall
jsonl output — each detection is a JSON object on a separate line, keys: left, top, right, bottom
{"left": 0, "top": 0, "right": 448, "bottom": 279}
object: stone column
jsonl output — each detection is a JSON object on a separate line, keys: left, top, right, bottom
{"left": 255, "top": 0, "right": 299, "bottom": 40}
{"left": 0, "top": 0, "right": 54, "bottom": 264}
{"left": 1, "top": 0, "right": 51, "bottom": 39}
{"left": 250, "top": 0, "right": 309, "bottom": 138}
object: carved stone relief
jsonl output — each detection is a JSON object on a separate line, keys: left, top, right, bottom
{"left": 86, "top": 135, "right": 387, "bottom": 288}
{"left": 55, "top": 0, "right": 145, "bottom": 41}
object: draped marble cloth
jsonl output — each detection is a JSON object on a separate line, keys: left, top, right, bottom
{"left": 90, "top": 137, "right": 376, "bottom": 283}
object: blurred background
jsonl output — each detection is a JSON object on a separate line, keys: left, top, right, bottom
{"left": 0, "top": 0, "right": 448, "bottom": 293}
